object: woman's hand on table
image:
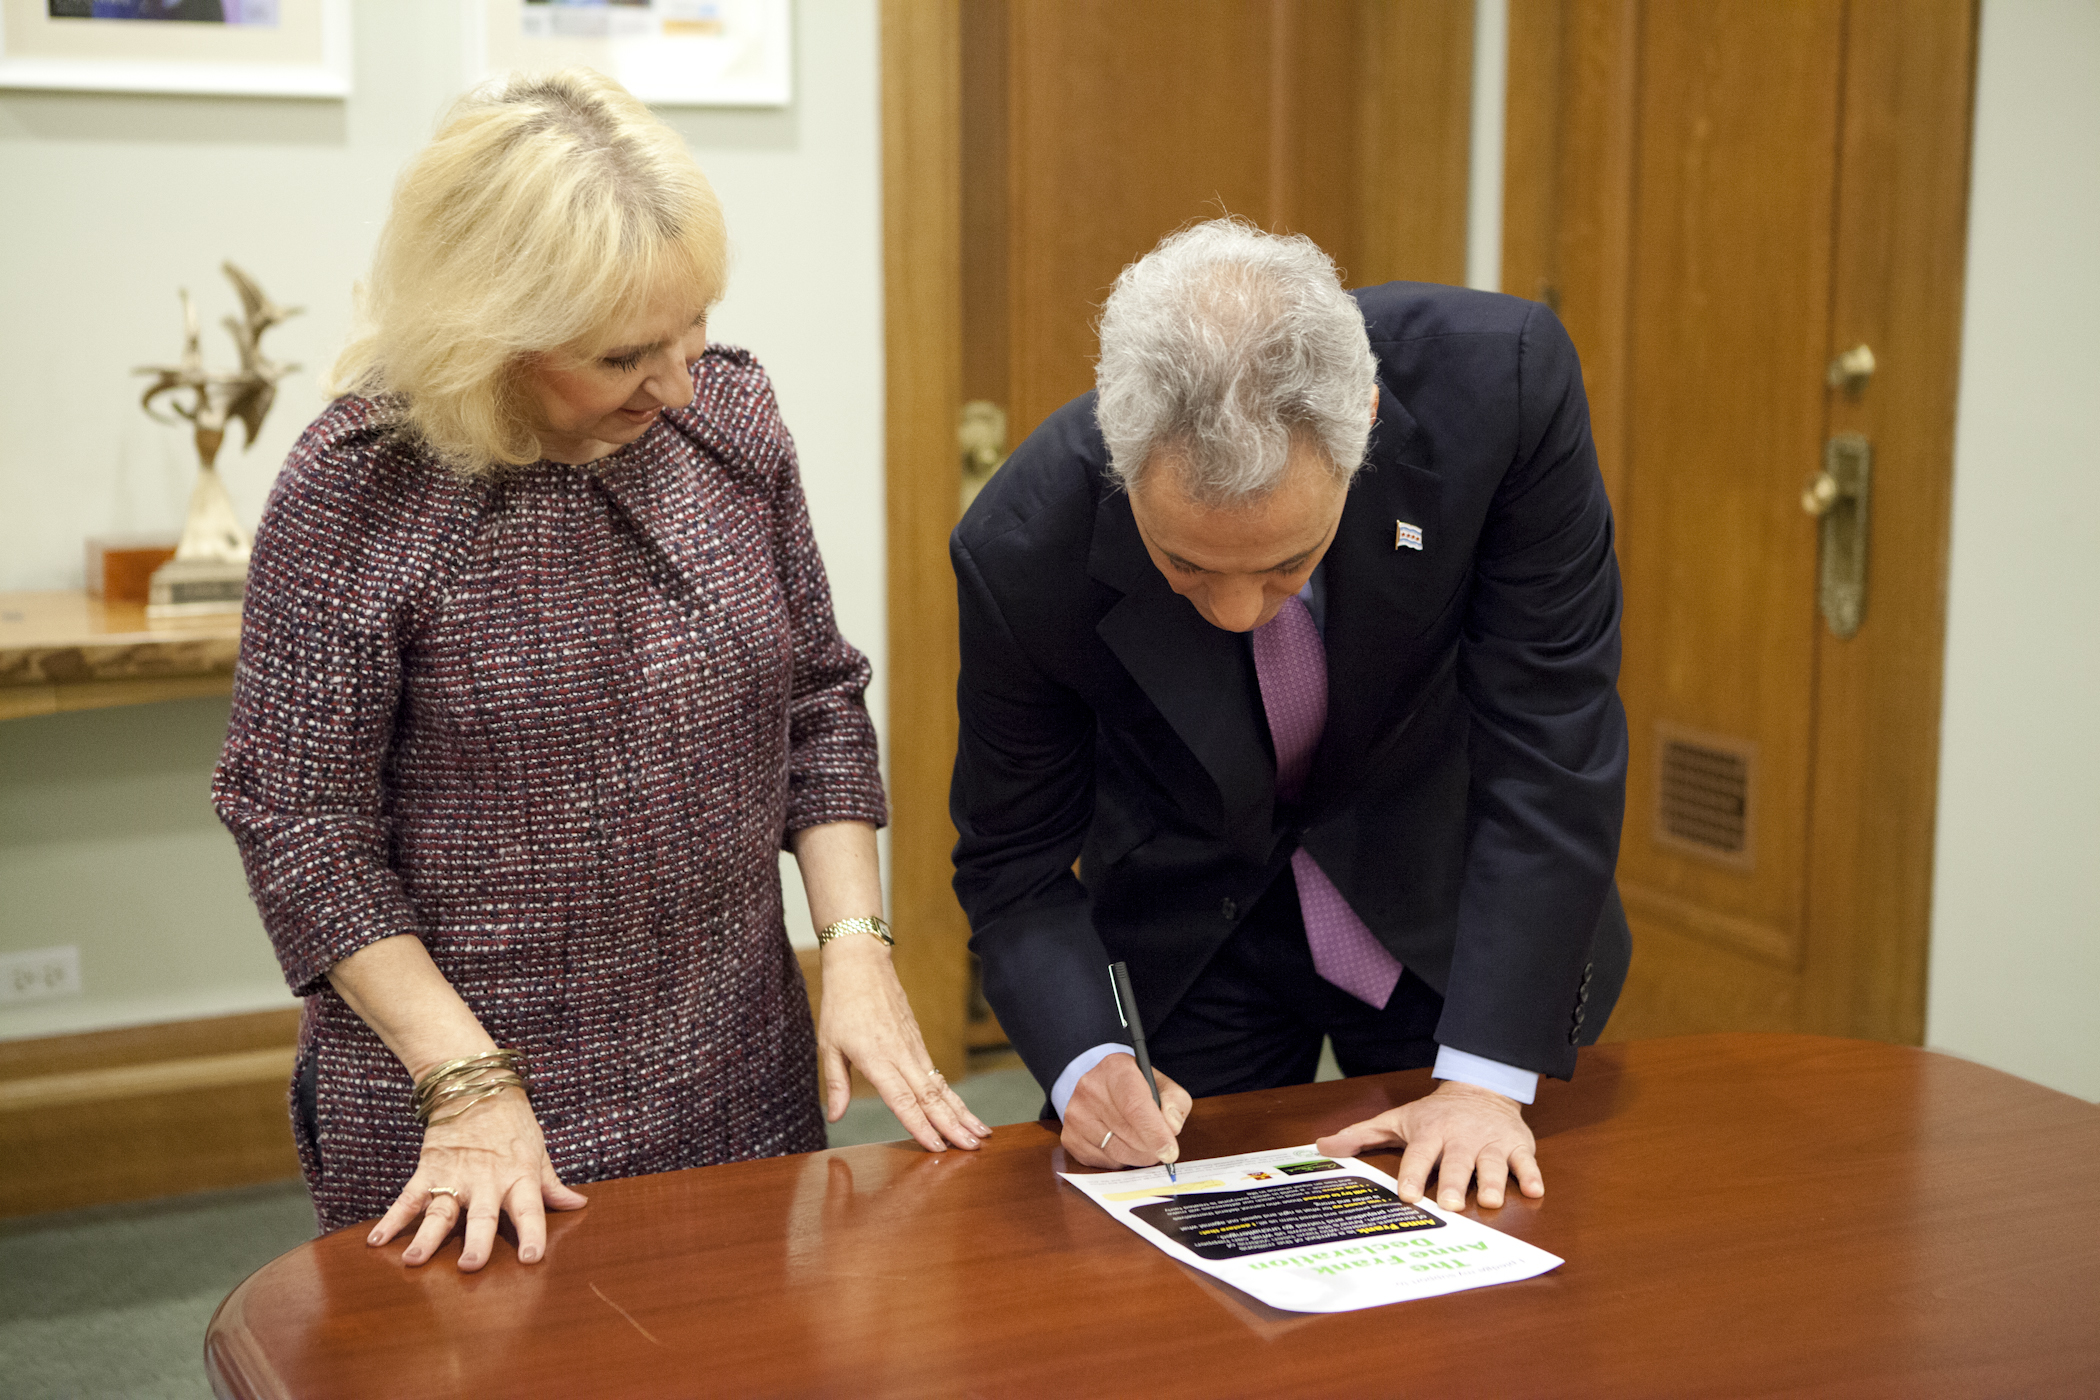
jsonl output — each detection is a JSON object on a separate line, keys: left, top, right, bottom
{"left": 1314, "top": 1079, "right": 1542, "bottom": 1210}
{"left": 327, "top": 935, "right": 588, "bottom": 1270}
{"left": 367, "top": 1085, "right": 588, "bottom": 1272}
{"left": 1060, "top": 1053, "right": 1191, "bottom": 1170}
{"left": 816, "top": 935, "right": 992, "bottom": 1153}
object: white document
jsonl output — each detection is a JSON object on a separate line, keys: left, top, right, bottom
{"left": 1059, "top": 1145, "right": 1563, "bottom": 1314}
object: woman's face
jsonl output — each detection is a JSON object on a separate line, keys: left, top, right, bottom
{"left": 520, "top": 288, "right": 712, "bottom": 464}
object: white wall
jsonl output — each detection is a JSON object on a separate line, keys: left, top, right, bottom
{"left": 0, "top": 0, "right": 883, "bottom": 1039}
{"left": 1926, "top": 0, "right": 2100, "bottom": 1101}
{"left": 1465, "top": 0, "right": 1506, "bottom": 293}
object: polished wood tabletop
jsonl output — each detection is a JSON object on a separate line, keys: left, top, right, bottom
{"left": 206, "top": 1035, "right": 2100, "bottom": 1398}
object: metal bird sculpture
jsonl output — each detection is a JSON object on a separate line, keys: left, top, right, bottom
{"left": 133, "top": 263, "right": 302, "bottom": 572}
{"left": 137, "top": 261, "right": 302, "bottom": 464}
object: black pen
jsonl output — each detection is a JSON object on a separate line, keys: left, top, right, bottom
{"left": 1108, "top": 961, "right": 1177, "bottom": 1181}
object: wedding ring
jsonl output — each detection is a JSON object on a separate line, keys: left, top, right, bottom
{"left": 428, "top": 1186, "right": 460, "bottom": 1201}
{"left": 1101, "top": 1130, "right": 1115, "bottom": 1150}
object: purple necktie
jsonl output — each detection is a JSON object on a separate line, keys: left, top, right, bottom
{"left": 1249, "top": 595, "right": 1404, "bottom": 1009}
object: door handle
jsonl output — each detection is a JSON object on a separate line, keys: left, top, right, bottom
{"left": 1826, "top": 343, "right": 1876, "bottom": 393}
{"left": 1801, "top": 432, "right": 1871, "bottom": 638}
{"left": 958, "top": 400, "right": 1009, "bottom": 513}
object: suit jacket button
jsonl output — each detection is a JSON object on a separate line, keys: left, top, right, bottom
{"left": 1222, "top": 898, "right": 1238, "bottom": 921}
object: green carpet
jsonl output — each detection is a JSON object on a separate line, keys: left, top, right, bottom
{"left": 0, "top": 1180, "right": 315, "bottom": 1400}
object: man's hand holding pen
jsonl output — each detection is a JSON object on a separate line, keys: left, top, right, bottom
{"left": 1062, "top": 1053, "right": 1192, "bottom": 1171}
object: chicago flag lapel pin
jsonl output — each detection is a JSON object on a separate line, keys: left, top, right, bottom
{"left": 1394, "top": 520, "right": 1424, "bottom": 551}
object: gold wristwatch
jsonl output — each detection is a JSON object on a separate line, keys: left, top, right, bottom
{"left": 817, "top": 915, "right": 894, "bottom": 948}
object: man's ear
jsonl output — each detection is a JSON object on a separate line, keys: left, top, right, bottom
{"left": 1368, "top": 384, "right": 1379, "bottom": 424}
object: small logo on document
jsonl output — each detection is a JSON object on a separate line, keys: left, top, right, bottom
{"left": 1394, "top": 520, "right": 1424, "bottom": 551}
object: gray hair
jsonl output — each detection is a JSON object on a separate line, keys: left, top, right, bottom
{"left": 1094, "top": 219, "right": 1375, "bottom": 505}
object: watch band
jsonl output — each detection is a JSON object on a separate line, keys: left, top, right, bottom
{"left": 817, "top": 915, "right": 894, "bottom": 948}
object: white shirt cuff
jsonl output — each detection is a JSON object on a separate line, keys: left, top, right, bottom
{"left": 1050, "top": 1042, "right": 1135, "bottom": 1120}
{"left": 1432, "top": 1046, "right": 1539, "bottom": 1105}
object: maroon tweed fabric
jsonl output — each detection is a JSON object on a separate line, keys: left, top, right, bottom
{"left": 213, "top": 346, "right": 886, "bottom": 1232}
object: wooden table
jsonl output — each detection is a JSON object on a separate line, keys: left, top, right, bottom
{"left": 205, "top": 1035, "right": 2100, "bottom": 1398}
{"left": 0, "top": 590, "right": 239, "bottom": 723}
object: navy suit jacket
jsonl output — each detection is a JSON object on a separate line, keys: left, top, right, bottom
{"left": 949, "top": 282, "right": 1632, "bottom": 1094}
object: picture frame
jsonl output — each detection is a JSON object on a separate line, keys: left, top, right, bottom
{"left": 464, "top": 0, "right": 791, "bottom": 109}
{"left": 0, "top": 0, "right": 351, "bottom": 99}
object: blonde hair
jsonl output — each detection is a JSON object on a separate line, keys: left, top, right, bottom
{"left": 328, "top": 69, "right": 729, "bottom": 474}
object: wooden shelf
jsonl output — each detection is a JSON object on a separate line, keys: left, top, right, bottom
{"left": 0, "top": 590, "right": 239, "bottom": 723}
{"left": 0, "top": 1008, "right": 301, "bottom": 1216}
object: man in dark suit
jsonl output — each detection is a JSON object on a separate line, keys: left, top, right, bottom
{"left": 950, "top": 220, "right": 1630, "bottom": 1211}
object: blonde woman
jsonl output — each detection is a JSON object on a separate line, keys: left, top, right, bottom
{"left": 214, "top": 70, "right": 988, "bottom": 1271}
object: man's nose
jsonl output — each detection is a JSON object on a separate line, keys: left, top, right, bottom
{"left": 1207, "top": 578, "right": 1268, "bottom": 633}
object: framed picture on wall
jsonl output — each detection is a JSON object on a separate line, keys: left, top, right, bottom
{"left": 0, "top": 1, "right": 351, "bottom": 97}
{"left": 464, "top": 0, "right": 791, "bottom": 108}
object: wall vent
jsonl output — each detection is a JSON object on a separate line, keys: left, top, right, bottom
{"left": 1653, "top": 725, "right": 1756, "bottom": 869}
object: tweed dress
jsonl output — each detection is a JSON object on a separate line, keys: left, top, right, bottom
{"left": 213, "top": 346, "right": 886, "bottom": 1232}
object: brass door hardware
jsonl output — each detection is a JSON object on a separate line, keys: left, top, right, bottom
{"left": 1826, "top": 343, "right": 1875, "bottom": 393}
{"left": 1803, "top": 433, "right": 1871, "bottom": 638}
{"left": 958, "top": 400, "right": 1009, "bottom": 513}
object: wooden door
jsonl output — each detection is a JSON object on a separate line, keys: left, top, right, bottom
{"left": 973, "top": 0, "right": 1478, "bottom": 442}
{"left": 883, "top": 0, "right": 1480, "bottom": 1074}
{"left": 1504, "top": 0, "right": 1977, "bottom": 1043}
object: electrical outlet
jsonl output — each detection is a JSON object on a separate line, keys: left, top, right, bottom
{"left": 0, "top": 946, "right": 82, "bottom": 1004}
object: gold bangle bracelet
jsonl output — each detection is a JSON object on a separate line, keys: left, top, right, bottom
{"left": 422, "top": 1076, "right": 525, "bottom": 1127}
{"left": 816, "top": 916, "right": 894, "bottom": 948}
{"left": 412, "top": 1049, "right": 531, "bottom": 1127}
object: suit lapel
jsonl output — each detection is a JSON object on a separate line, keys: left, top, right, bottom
{"left": 1089, "top": 489, "right": 1275, "bottom": 862}
{"left": 1305, "top": 381, "right": 1439, "bottom": 809}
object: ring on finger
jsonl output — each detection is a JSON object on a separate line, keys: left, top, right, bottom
{"left": 428, "top": 1186, "right": 460, "bottom": 1202}
{"left": 1101, "top": 1129, "right": 1115, "bottom": 1151}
